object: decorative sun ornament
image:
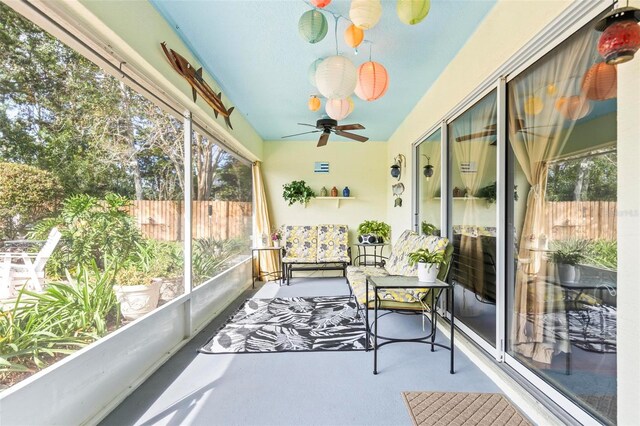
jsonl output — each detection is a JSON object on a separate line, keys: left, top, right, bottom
{"left": 308, "top": 58, "right": 324, "bottom": 87}
{"left": 311, "top": 0, "right": 331, "bottom": 8}
{"left": 354, "top": 61, "right": 389, "bottom": 101}
{"left": 325, "top": 97, "right": 354, "bottom": 121}
{"left": 344, "top": 24, "right": 364, "bottom": 48}
{"left": 595, "top": 5, "right": 640, "bottom": 65}
{"left": 397, "top": 0, "right": 431, "bottom": 25}
{"left": 523, "top": 96, "right": 543, "bottom": 116}
{"left": 316, "top": 55, "right": 357, "bottom": 99}
{"left": 349, "top": 0, "right": 382, "bottom": 30}
{"left": 555, "top": 96, "right": 592, "bottom": 121}
{"left": 308, "top": 95, "right": 322, "bottom": 112}
{"left": 298, "top": 10, "right": 328, "bottom": 44}
{"left": 581, "top": 62, "right": 617, "bottom": 101}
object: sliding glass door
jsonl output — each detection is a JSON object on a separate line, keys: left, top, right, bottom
{"left": 416, "top": 129, "right": 442, "bottom": 237}
{"left": 448, "top": 91, "right": 498, "bottom": 346}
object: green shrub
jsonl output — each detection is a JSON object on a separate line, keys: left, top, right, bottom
{"left": 548, "top": 239, "right": 590, "bottom": 265}
{"left": 31, "top": 193, "right": 141, "bottom": 275}
{"left": 0, "top": 162, "right": 63, "bottom": 239}
{"left": 192, "top": 237, "right": 248, "bottom": 284}
{"left": 115, "top": 240, "right": 183, "bottom": 286}
{"left": 585, "top": 239, "right": 617, "bottom": 270}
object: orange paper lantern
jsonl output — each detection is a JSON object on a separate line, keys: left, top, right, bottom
{"left": 581, "top": 62, "right": 617, "bottom": 101}
{"left": 555, "top": 96, "right": 592, "bottom": 121}
{"left": 308, "top": 95, "right": 321, "bottom": 111}
{"left": 344, "top": 24, "right": 364, "bottom": 48}
{"left": 523, "top": 96, "right": 543, "bottom": 116}
{"left": 311, "top": 0, "right": 331, "bottom": 8}
{"left": 354, "top": 61, "right": 388, "bottom": 101}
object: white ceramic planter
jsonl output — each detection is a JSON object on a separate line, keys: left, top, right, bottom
{"left": 114, "top": 279, "right": 161, "bottom": 321}
{"left": 417, "top": 262, "right": 439, "bottom": 283}
{"left": 557, "top": 263, "right": 580, "bottom": 286}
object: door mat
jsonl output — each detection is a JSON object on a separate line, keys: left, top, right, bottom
{"left": 402, "top": 391, "right": 532, "bottom": 426}
{"left": 199, "top": 296, "right": 368, "bottom": 354}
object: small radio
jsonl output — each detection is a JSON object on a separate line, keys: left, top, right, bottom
{"left": 358, "top": 234, "right": 378, "bottom": 244}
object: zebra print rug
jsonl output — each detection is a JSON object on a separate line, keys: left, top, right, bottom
{"left": 199, "top": 296, "right": 368, "bottom": 354}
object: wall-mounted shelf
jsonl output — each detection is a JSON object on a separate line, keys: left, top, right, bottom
{"left": 310, "top": 196, "right": 357, "bottom": 208}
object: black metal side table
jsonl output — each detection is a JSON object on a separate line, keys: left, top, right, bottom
{"left": 354, "top": 243, "right": 388, "bottom": 267}
{"left": 365, "top": 275, "right": 455, "bottom": 375}
{"left": 251, "top": 247, "right": 284, "bottom": 288}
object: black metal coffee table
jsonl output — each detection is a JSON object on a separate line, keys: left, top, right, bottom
{"left": 365, "top": 275, "right": 455, "bottom": 375}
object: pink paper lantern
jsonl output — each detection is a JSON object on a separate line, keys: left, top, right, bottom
{"left": 355, "top": 61, "right": 389, "bottom": 101}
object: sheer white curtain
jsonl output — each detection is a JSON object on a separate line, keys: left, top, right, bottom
{"left": 509, "top": 28, "right": 601, "bottom": 364}
{"left": 252, "top": 161, "right": 278, "bottom": 278}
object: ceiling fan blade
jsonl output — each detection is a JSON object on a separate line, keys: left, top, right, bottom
{"left": 317, "top": 131, "right": 330, "bottom": 147}
{"left": 335, "top": 130, "right": 369, "bottom": 142}
{"left": 455, "top": 130, "right": 496, "bottom": 142}
{"left": 334, "top": 123, "right": 365, "bottom": 131}
{"left": 297, "top": 123, "right": 318, "bottom": 128}
{"left": 281, "top": 130, "right": 320, "bottom": 139}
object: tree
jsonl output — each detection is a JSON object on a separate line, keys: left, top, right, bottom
{"left": 0, "top": 162, "right": 63, "bottom": 238}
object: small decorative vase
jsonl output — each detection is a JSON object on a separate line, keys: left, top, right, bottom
{"left": 320, "top": 186, "right": 328, "bottom": 197}
{"left": 342, "top": 186, "right": 350, "bottom": 197}
{"left": 331, "top": 186, "right": 338, "bottom": 197}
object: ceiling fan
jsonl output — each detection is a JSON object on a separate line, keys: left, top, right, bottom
{"left": 281, "top": 118, "right": 369, "bottom": 147}
{"left": 454, "top": 119, "right": 559, "bottom": 144}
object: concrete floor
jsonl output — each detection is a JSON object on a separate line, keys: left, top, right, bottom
{"left": 101, "top": 277, "right": 501, "bottom": 426}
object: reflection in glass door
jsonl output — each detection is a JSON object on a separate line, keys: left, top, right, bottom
{"left": 416, "top": 130, "right": 442, "bottom": 237}
{"left": 448, "top": 91, "right": 497, "bottom": 346}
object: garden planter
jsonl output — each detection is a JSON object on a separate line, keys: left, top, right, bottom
{"left": 417, "top": 262, "right": 439, "bottom": 283}
{"left": 557, "top": 263, "right": 580, "bottom": 285}
{"left": 114, "top": 279, "right": 161, "bottom": 321}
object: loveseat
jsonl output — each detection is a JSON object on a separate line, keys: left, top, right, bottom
{"left": 282, "top": 225, "right": 351, "bottom": 285}
{"left": 346, "top": 230, "right": 453, "bottom": 311}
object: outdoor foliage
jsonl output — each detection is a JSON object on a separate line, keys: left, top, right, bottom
{"left": 549, "top": 238, "right": 617, "bottom": 270}
{"left": 192, "top": 237, "right": 248, "bottom": 284}
{"left": 0, "top": 265, "right": 120, "bottom": 373}
{"left": 585, "top": 239, "right": 617, "bottom": 270}
{"left": 31, "top": 194, "right": 141, "bottom": 275}
{"left": 115, "top": 240, "right": 183, "bottom": 286}
{"left": 0, "top": 162, "right": 63, "bottom": 239}
{"left": 546, "top": 151, "right": 617, "bottom": 202}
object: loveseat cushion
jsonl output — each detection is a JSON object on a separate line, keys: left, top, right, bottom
{"left": 317, "top": 224, "right": 350, "bottom": 262}
{"left": 282, "top": 225, "right": 317, "bottom": 263}
{"left": 384, "top": 230, "right": 449, "bottom": 276}
{"left": 346, "top": 265, "right": 432, "bottom": 306}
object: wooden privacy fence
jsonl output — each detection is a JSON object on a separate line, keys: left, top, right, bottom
{"left": 546, "top": 201, "right": 617, "bottom": 241}
{"left": 127, "top": 200, "right": 252, "bottom": 241}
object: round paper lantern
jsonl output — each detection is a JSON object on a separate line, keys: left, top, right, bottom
{"left": 595, "top": 7, "right": 640, "bottom": 65}
{"left": 581, "top": 62, "right": 617, "bottom": 101}
{"left": 308, "top": 58, "right": 324, "bottom": 87}
{"left": 397, "top": 0, "right": 431, "bottom": 25}
{"left": 523, "top": 96, "right": 543, "bottom": 116}
{"left": 344, "top": 24, "right": 364, "bottom": 48}
{"left": 546, "top": 83, "right": 558, "bottom": 96}
{"left": 354, "top": 61, "right": 389, "bottom": 101}
{"left": 555, "top": 96, "right": 592, "bottom": 121}
{"left": 298, "top": 10, "right": 328, "bottom": 44}
{"left": 325, "top": 97, "right": 354, "bottom": 121}
{"left": 315, "top": 55, "right": 357, "bottom": 99}
{"left": 350, "top": 0, "right": 382, "bottom": 30}
{"left": 308, "top": 95, "right": 321, "bottom": 112}
{"left": 311, "top": 0, "right": 331, "bottom": 8}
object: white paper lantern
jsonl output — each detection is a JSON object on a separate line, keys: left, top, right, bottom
{"left": 350, "top": 0, "right": 382, "bottom": 30}
{"left": 315, "top": 55, "right": 357, "bottom": 99}
{"left": 325, "top": 97, "right": 354, "bottom": 121}
{"left": 308, "top": 58, "right": 324, "bottom": 87}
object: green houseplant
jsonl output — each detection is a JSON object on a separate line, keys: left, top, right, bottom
{"left": 548, "top": 238, "right": 590, "bottom": 284}
{"left": 282, "top": 180, "right": 316, "bottom": 206}
{"left": 408, "top": 248, "right": 446, "bottom": 283}
{"left": 421, "top": 221, "right": 439, "bottom": 236}
{"left": 357, "top": 220, "right": 391, "bottom": 243}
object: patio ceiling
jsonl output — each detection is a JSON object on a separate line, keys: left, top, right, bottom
{"left": 150, "top": 0, "right": 496, "bottom": 142}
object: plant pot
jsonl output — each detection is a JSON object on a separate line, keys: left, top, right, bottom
{"left": 273, "top": 240, "right": 280, "bottom": 248}
{"left": 114, "top": 279, "right": 161, "bottom": 321}
{"left": 557, "top": 263, "right": 578, "bottom": 285}
{"left": 417, "top": 262, "right": 439, "bottom": 283}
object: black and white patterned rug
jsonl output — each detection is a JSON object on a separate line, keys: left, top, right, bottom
{"left": 199, "top": 296, "right": 368, "bottom": 354}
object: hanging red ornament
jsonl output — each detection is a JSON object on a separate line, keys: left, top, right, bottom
{"left": 595, "top": 6, "right": 640, "bottom": 65}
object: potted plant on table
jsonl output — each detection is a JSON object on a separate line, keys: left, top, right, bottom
{"left": 408, "top": 248, "right": 446, "bottom": 283}
{"left": 357, "top": 220, "right": 391, "bottom": 243}
{"left": 282, "top": 180, "right": 315, "bottom": 206}
{"left": 548, "top": 239, "right": 589, "bottom": 285}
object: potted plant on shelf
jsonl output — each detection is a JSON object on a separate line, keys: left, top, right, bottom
{"left": 408, "top": 248, "right": 446, "bottom": 283}
{"left": 421, "top": 221, "right": 439, "bottom": 236}
{"left": 357, "top": 220, "right": 391, "bottom": 243}
{"left": 548, "top": 238, "right": 590, "bottom": 285}
{"left": 282, "top": 180, "right": 316, "bottom": 206}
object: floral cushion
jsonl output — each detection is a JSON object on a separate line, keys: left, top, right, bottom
{"left": 317, "top": 224, "right": 350, "bottom": 262}
{"left": 383, "top": 231, "right": 449, "bottom": 276}
{"left": 346, "top": 265, "right": 432, "bottom": 305}
{"left": 282, "top": 225, "right": 317, "bottom": 263}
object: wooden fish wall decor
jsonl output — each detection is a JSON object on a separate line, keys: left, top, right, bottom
{"left": 161, "top": 42, "right": 234, "bottom": 129}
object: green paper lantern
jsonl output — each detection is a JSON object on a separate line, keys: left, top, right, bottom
{"left": 298, "top": 10, "right": 328, "bottom": 44}
{"left": 397, "top": 0, "right": 431, "bottom": 25}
